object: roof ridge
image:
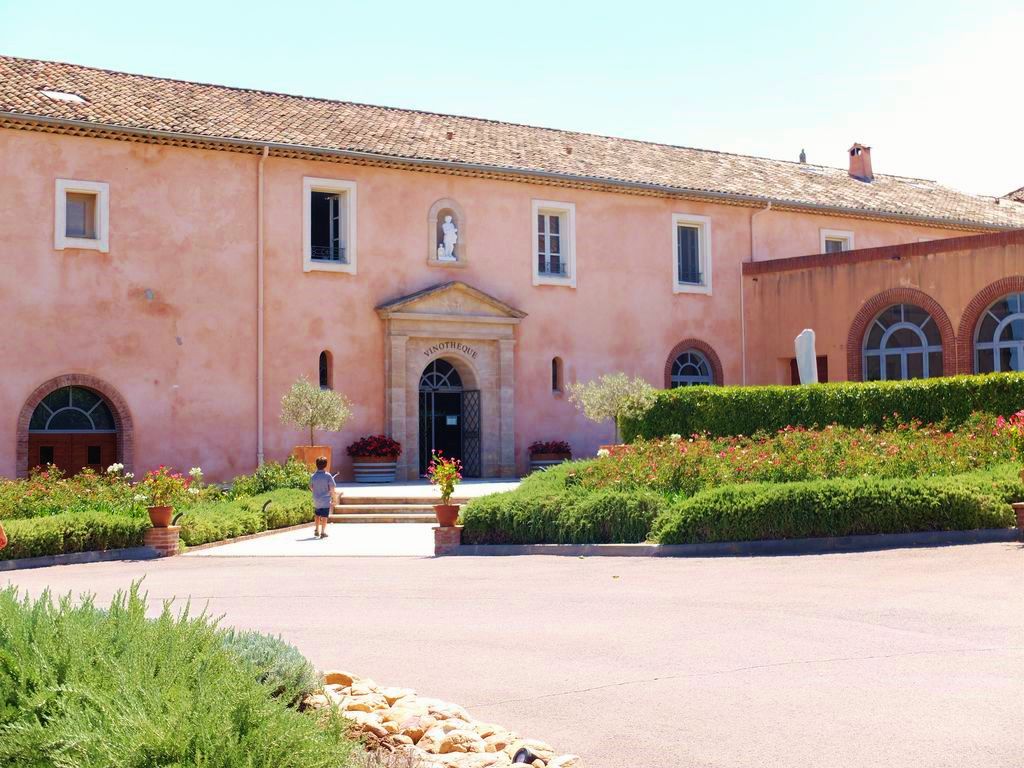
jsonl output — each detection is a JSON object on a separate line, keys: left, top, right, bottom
{"left": 0, "top": 53, "right": 941, "bottom": 184}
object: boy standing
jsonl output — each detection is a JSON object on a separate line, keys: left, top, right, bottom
{"left": 309, "top": 456, "right": 336, "bottom": 539}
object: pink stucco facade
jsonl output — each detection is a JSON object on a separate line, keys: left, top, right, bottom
{"left": 0, "top": 126, "right": 1009, "bottom": 481}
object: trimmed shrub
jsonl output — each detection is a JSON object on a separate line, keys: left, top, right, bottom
{"left": 0, "top": 585, "right": 359, "bottom": 767}
{"left": 0, "top": 511, "right": 149, "bottom": 561}
{"left": 179, "top": 489, "right": 312, "bottom": 547}
{"left": 651, "top": 473, "right": 1017, "bottom": 545}
{"left": 460, "top": 487, "right": 666, "bottom": 544}
{"left": 622, "top": 372, "right": 1024, "bottom": 440}
{"left": 222, "top": 629, "right": 320, "bottom": 705}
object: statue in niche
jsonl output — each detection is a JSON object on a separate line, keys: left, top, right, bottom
{"left": 439, "top": 214, "right": 458, "bottom": 261}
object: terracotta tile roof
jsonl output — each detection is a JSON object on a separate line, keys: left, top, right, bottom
{"left": 1005, "top": 186, "right": 1024, "bottom": 203}
{"left": 3, "top": 55, "right": 1024, "bottom": 230}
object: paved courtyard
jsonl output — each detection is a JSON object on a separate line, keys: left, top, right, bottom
{"left": 3, "top": 542, "right": 1022, "bottom": 768}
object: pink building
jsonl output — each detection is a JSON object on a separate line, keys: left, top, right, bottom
{"left": 2, "top": 56, "right": 1023, "bottom": 481}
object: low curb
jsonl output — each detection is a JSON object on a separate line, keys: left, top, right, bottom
{"left": 0, "top": 546, "right": 159, "bottom": 572}
{"left": 449, "top": 528, "right": 1023, "bottom": 558}
{"left": 183, "top": 521, "right": 314, "bottom": 552}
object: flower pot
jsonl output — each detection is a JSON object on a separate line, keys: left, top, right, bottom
{"left": 148, "top": 505, "right": 174, "bottom": 528}
{"left": 292, "top": 445, "right": 331, "bottom": 472}
{"left": 1013, "top": 501, "right": 1024, "bottom": 531}
{"left": 529, "top": 452, "right": 571, "bottom": 473}
{"left": 434, "top": 504, "right": 460, "bottom": 527}
{"left": 352, "top": 455, "right": 398, "bottom": 483}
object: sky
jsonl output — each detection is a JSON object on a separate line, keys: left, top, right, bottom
{"left": 1, "top": 0, "right": 1021, "bottom": 196}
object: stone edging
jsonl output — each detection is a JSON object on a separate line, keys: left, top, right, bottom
{"left": 0, "top": 546, "right": 158, "bottom": 572}
{"left": 306, "top": 670, "right": 580, "bottom": 767}
{"left": 183, "top": 521, "right": 314, "bottom": 552}
{"left": 448, "top": 528, "right": 1022, "bottom": 558}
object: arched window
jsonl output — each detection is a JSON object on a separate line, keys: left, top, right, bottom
{"left": 29, "top": 386, "right": 116, "bottom": 432}
{"left": 670, "top": 350, "right": 714, "bottom": 387}
{"left": 551, "top": 357, "right": 563, "bottom": 393}
{"left": 319, "top": 350, "right": 333, "bottom": 390}
{"left": 862, "top": 303, "right": 942, "bottom": 381}
{"left": 975, "top": 292, "right": 1024, "bottom": 373}
{"left": 419, "top": 359, "right": 463, "bottom": 391}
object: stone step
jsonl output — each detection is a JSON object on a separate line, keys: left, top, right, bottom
{"left": 334, "top": 503, "right": 436, "bottom": 512}
{"left": 336, "top": 496, "right": 468, "bottom": 506}
{"left": 329, "top": 513, "right": 437, "bottom": 524}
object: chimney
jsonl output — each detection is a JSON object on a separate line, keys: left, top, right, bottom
{"left": 848, "top": 143, "right": 873, "bottom": 181}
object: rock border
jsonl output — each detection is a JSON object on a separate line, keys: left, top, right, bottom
{"left": 305, "top": 670, "right": 580, "bottom": 768}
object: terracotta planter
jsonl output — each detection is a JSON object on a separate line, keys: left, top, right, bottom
{"left": 529, "top": 452, "right": 572, "bottom": 473}
{"left": 1013, "top": 501, "right": 1024, "bottom": 531}
{"left": 434, "top": 503, "right": 460, "bottom": 527}
{"left": 352, "top": 455, "right": 399, "bottom": 483}
{"left": 148, "top": 505, "right": 173, "bottom": 528}
{"left": 292, "top": 445, "right": 331, "bottom": 472}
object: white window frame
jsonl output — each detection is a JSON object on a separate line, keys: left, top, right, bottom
{"left": 820, "top": 228, "right": 854, "bottom": 254}
{"left": 672, "top": 213, "right": 712, "bottom": 295}
{"left": 54, "top": 179, "right": 109, "bottom": 253}
{"left": 531, "top": 199, "right": 576, "bottom": 287}
{"left": 303, "top": 177, "right": 357, "bottom": 274}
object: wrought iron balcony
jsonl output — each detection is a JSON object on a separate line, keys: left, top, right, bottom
{"left": 311, "top": 245, "right": 347, "bottom": 263}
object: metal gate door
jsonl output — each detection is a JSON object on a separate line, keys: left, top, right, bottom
{"left": 461, "top": 389, "right": 481, "bottom": 477}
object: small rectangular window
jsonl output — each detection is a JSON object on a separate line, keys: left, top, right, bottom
{"left": 676, "top": 225, "right": 701, "bottom": 284}
{"left": 39, "top": 446, "right": 54, "bottom": 465}
{"left": 531, "top": 200, "right": 576, "bottom": 287}
{"left": 87, "top": 445, "right": 101, "bottom": 465}
{"left": 66, "top": 192, "right": 97, "bottom": 239}
{"left": 672, "top": 213, "right": 712, "bottom": 294}
{"left": 303, "top": 177, "right": 357, "bottom": 274}
{"left": 820, "top": 229, "right": 854, "bottom": 254}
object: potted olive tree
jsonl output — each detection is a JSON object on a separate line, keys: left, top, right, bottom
{"left": 566, "top": 373, "right": 656, "bottom": 450}
{"left": 281, "top": 376, "right": 353, "bottom": 472}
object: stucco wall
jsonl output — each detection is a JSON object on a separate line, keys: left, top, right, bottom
{"left": 744, "top": 234, "right": 1024, "bottom": 384}
{"left": 0, "top": 127, "right": 991, "bottom": 479}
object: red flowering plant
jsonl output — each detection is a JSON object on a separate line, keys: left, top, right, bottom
{"left": 995, "top": 410, "right": 1024, "bottom": 460}
{"left": 140, "top": 465, "right": 190, "bottom": 507}
{"left": 426, "top": 451, "right": 462, "bottom": 505}
{"left": 528, "top": 440, "right": 572, "bottom": 456}
{"left": 346, "top": 435, "right": 403, "bottom": 458}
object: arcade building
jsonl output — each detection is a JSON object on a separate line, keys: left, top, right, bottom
{"left": 2, "top": 55, "right": 1023, "bottom": 481}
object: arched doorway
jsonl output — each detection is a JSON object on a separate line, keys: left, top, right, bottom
{"left": 418, "top": 359, "right": 481, "bottom": 477}
{"left": 27, "top": 385, "right": 118, "bottom": 475}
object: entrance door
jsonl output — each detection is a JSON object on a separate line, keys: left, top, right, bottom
{"left": 419, "top": 360, "right": 463, "bottom": 475}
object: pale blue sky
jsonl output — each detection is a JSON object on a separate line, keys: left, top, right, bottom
{"left": 2, "top": 0, "right": 1020, "bottom": 195}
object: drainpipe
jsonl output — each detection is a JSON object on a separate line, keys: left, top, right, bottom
{"left": 742, "top": 202, "right": 773, "bottom": 385}
{"left": 257, "top": 146, "right": 269, "bottom": 465}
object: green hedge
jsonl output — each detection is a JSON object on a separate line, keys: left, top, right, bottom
{"left": 622, "top": 373, "right": 1024, "bottom": 440}
{"left": 179, "top": 489, "right": 312, "bottom": 547}
{"left": 651, "top": 472, "right": 1018, "bottom": 545}
{"left": 460, "top": 488, "right": 666, "bottom": 544}
{"left": 0, "top": 512, "right": 149, "bottom": 561}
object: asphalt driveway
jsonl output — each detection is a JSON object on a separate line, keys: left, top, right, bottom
{"left": 3, "top": 543, "right": 1022, "bottom": 768}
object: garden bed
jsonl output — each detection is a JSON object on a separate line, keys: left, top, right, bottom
{"left": 461, "top": 416, "right": 1024, "bottom": 546}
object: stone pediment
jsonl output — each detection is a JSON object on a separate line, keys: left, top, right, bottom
{"left": 375, "top": 281, "right": 526, "bottom": 321}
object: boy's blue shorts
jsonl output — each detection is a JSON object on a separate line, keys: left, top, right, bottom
{"left": 314, "top": 507, "right": 331, "bottom": 518}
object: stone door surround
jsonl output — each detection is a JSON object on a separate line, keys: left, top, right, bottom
{"left": 376, "top": 281, "right": 525, "bottom": 480}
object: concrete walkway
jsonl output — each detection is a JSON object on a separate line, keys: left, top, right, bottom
{"left": 186, "top": 523, "right": 436, "bottom": 557}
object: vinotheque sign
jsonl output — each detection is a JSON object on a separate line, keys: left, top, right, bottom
{"left": 423, "top": 341, "right": 479, "bottom": 359}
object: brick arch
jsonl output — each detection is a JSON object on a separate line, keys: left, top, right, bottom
{"left": 16, "top": 374, "right": 134, "bottom": 478}
{"left": 664, "top": 339, "right": 724, "bottom": 388}
{"left": 955, "top": 276, "right": 1024, "bottom": 374}
{"left": 846, "top": 288, "right": 956, "bottom": 382}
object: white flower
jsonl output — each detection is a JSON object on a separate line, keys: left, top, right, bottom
{"left": 133, "top": 494, "right": 147, "bottom": 502}
{"left": 189, "top": 467, "right": 203, "bottom": 478}
{"left": 596, "top": 448, "right": 610, "bottom": 458}
{"left": 123, "top": 472, "right": 134, "bottom": 481}
{"left": 106, "top": 463, "right": 124, "bottom": 474}
{"left": 669, "top": 434, "right": 682, "bottom": 442}
{"left": 188, "top": 487, "right": 201, "bottom": 495}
